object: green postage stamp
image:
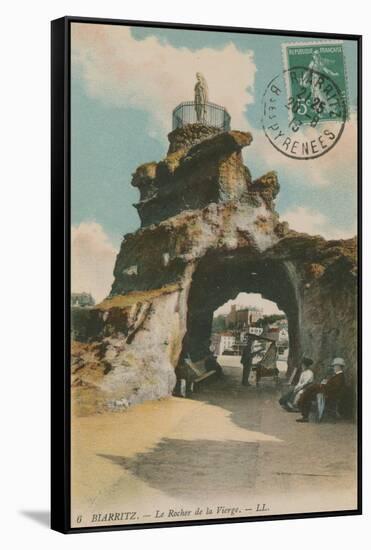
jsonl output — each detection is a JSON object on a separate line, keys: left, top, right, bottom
{"left": 282, "top": 41, "right": 348, "bottom": 124}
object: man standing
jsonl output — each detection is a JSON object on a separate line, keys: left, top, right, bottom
{"left": 296, "top": 357, "right": 346, "bottom": 422}
{"left": 241, "top": 335, "right": 256, "bottom": 386}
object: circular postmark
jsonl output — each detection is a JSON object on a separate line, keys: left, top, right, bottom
{"left": 262, "top": 67, "right": 347, "bottom": 160}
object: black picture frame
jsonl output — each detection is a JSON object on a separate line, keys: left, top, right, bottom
{"left": 51, "top": 15, "right": 362, "bottom": 534}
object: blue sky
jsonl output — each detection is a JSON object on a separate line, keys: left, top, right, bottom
{"left": 70, "top": 23, "right": 358, "bottom": 300}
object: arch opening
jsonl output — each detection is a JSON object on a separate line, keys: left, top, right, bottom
{"left": 211, "top": 292, "right": 289, "bottom": 379}
{"left": 180, "top": 250, "right": 301, "bottom": 379}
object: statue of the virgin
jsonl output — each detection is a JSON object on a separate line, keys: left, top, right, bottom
{"left": 194, "top": 73, "right": 208, "bottom": 123}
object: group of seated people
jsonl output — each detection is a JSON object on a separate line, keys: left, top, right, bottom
{"left": 279, "top": 356, "right": 346, "bottom": 422}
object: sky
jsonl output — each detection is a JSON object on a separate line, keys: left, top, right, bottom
{"left": 70, "top": 23, "right": 358, "bottom": 302}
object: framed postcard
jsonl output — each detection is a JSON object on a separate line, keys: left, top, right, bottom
{"left": 51, "top": 16, "right": 362, "bottom": 533}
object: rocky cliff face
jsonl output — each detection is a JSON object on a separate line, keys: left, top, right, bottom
{"left": 71, "top": 125, "right": 357, "bottom": 415}
{"left": 132, "top": 129, "right": 254, "bottom": 227}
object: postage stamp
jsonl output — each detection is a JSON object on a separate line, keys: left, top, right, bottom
{"left": 261, "top": 56, "right": 348, "bottom": 160}
{"left": 282, "top": 41, "right": 348, "bottom": 124}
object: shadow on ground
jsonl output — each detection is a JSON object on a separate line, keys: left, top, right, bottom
{"left": 192, "top": 367, "right": 352, "bottom": 431}
{"left": 97, "top": 365, "right": 356, "bottom": 503}
{"left": 192, "top": 367, "right": 282, "bottom": 432}
{"left": 98, "top": 437, "right": 259, "bottom": 500}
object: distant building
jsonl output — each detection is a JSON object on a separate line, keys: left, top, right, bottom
{"left": 263, "top": 326, "right": 280, "bottom": 341}
{"left": 212, "top": 331, "right": 236, "bottom": 355}
{"left": 210, "top": 333, "right": 221, "bottom": 355}
{"left": 71, "top": 292, "right": 95, "bottom": 308}
{"left": 278, "top": 327, "right": 289, "bottom": 344}
{"left": 247, "top": 327, "right": 264, "bottom": 337}
{"left": 226, "top": 304, "right": 263, "bottom": 329}
{"left": 263, "top": 325, "right": 289, "bottom": 344}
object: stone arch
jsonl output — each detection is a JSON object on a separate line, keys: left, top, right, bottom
{"left": 71, "top": 125, "right": 357, "bottom": 411}
{"left": 181, "top": 249, "right": 301, "bottom": 375}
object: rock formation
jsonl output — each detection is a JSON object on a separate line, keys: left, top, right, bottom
{"left": 71, "top": 124, "right": 357, "bottom": 415}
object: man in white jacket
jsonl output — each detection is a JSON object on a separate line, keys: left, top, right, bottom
{"left": 279, "top": 357, "right": 314, "bottom": 411}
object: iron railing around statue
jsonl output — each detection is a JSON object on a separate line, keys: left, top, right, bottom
{"left": 172, "top": 101, "right": 231, "bottom": 131}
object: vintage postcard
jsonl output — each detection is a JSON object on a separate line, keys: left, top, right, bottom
{"left": 52, "top": 17, "right": 361, "bottom": 532}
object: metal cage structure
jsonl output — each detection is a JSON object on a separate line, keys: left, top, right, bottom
{"left": 172, "top": 101, "right": 231, "bottom": 131}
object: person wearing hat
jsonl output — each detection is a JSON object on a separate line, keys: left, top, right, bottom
{"left": 279, "top": 357, "right": 314, "bottom": 411}
{"left": 296, "top": 357, "right": 346, "bottom": 422}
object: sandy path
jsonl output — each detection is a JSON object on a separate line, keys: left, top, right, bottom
{"left": 71, "top": 363, "right": 357, "bottom": 528}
